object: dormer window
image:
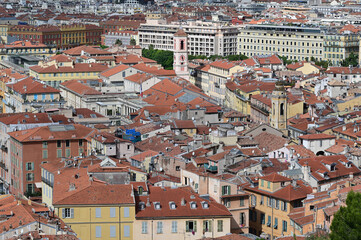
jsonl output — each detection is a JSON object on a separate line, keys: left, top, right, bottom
{"left": 154, "top": 202, "right": 161, "bottom": 210}
{"left": 190, "top": 202, "right": 197, "bottom": 209}
{"left": 169, "top": 201, "right": 176, "bottom": 210}
{"left": 139, "top": 202, "right": 145, "bottom": 210}
{"left": 138, "top": 186, "right": 144, "bottom": 195}
{"left": 330, "top": 163, "right": 336, "bottom": 171}
{"left": 202, "top": 201, "right": 209, "bottom": 209}
{"left": 347, "top": 161, "right": 352, "bottom": 168}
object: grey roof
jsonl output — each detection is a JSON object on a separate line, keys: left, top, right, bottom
{"left": 283, "top": 168, "right": 303, "bottom": 176}
{"left": 177, "top": 92, "right": 198, "bottom": 103}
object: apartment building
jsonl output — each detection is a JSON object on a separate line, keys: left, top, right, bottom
{"left": 7, "top": 124, "right": 94, "bottom": 195}
{"left": 243, "top": 173, "right": 312, "bottom": 238}
{"left": 238, "top": 25, "right": 324, "bottom": 61}
{"left": 5, "top": 77, "right": 64, "bottom": 113}
{"left": 134, "top": 186, "right": 232, "bottom": 240}
{"left": 138, "top": 19, "right": 238, "bottom": 56}
{"left": 324, "top": 33, "right": 359, "bottom": 66}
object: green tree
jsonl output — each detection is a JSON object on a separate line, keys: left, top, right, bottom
{"left": 142, "top": 46, "right": 174, "bottom": 70}
{"left": 340, "top": 53, "right": 359, "bottom": 67}
{"left": 130, "top": 38, "right": 136, "bottom": 46}
{"left": 115, "top": 39, "right": 122, "bottom": 46}
{"left": 330, "top": 191, "right": 361, "bottom": 240}
{"left": 280, "top": 55, "right": 295, "bottom": 65}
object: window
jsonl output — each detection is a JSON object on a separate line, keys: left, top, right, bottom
{"left": 42, "top": 141, "right": 48, "bottom": 148}
{"left": 142, "top": 221, "right": 148, "bottom": 234}
{"left": 65, "top": 149, "right": 71, "bottom": 158}
{"left": 95, "top": 208, "right": 101, "bottom": 218}
{"left": 124, "top": 207, "right": 129, "bottom": 218}
{"left": 172, "top": 221, "right": 178, "bottom": 233}
{"left": 281, "top": 201, "right": 288, "bottom": 211}
{"left": 96, "top": 226, "right": 101, "bottom": 238}
{"left": 260, "top": 196, "right": 264, "bottom": 205}
{"left": 62, "top": 208, "right": 74, "bottom": 218}
{"left": 251, "top": 195, "right": 257, "bottom": 206}
{"left": 66, "top": 140, "right": 70, "bottom": 147}
{"left": 57, "top": 149, "right": 62, "bottom": 158}
{"left": 110, "top": 226, "right": 116, "bottom": 238}
{"left": 261, "top": 213, "right": 265, "bottom": 225}
{"left": 157, "top": 221, "right": 163, "bottom": 234}
{"left": 261, "top": 179, "right": 264, "bottom": 187}
{"left": 267, "top": 181, "right": 270, "bottom": 189}
{"left": 222, "top": 185, "right": 230, "bottom": 195}
{"left": 274, "top": 217, "right": 278, "bottom": 229}
{"left": 123, "top": 225, "right": 130, "bottom": 237}
{"left": 203, "top": 220, "right": 212, "bottom": 232}
{"left": 214, "top": 220, "right": 222, "bottom": 233}
{"left": 79, "top": 148, "right": 83, "bottom": 156}
{"left": 240, "top": 213, "right": 246, "bottom": 225}
{"left": 282, "top": 220, "right": 287, "bottom": 232}
{"left": 224, "top": 198, "right": 230, "bottom": 207}
{"left": 240, "top": 198, "right": 244, "bottom": 207}
{"left": 267, "top": 216, "right": 271, "bottom": 227}
{"left": 79, "top": 139, "right": 83, "bottom": 146}
{"left": 26, "top": 173, "right": 34, "bottom": 181}
{"left": 26, "top": 162, "right": 34, "bottom": 171}
{"left": 42, "top": 150, "right": 48, "bottom": 159}
{"left": 110, "top": 208, "right": 116, "bottom": 218}
{"left": 186, "top": 221, "right": 197, "bottom": 232}
{"left": 275, "top": 199, "right": 280, "bottom": 209}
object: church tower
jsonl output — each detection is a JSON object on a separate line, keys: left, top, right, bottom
{"left": 173, "top": 28, "right": 189, "bottom": 80}
{"left": 270, "top": 82, "right": 288, "bottom": 135}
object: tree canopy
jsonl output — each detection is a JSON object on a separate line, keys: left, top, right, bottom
{"left": 330, "top": 191, "right": 361, "bottom": 240}
{"left": 142, "top": 45, "right": 174, "bottom": 70}
{"left": 340, "top": 53, "right": 359, "bottom": 67}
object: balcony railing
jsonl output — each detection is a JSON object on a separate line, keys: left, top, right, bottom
{"left": 204, "top": 163, "right": 218, "bottom": 172}
{"left": 41, "top": 177, "right": 53, "bottom": 187}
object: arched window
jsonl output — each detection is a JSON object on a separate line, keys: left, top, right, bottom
{"left": 280, "top": 103, "right": 284, "bottom": 116}
{"left": 180, "top": 40, "right": 184, "bottom": 50}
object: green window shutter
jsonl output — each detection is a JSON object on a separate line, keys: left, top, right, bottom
{"left": 194, "top": 221, "right": 197, "bottom": 232}
{"left": 186, "top": 221, "right": 189, "bottom": 232}
{"left": 203, "top": 221, "right": 206, "bottom": 232}
{"left": 209, "top": 220, "right": 212, "bottom": 232}
{"left": 227, "top": 186, "right": 231, "bottom": 195}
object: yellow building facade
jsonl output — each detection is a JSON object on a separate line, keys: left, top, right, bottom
{"left": 55, "top": 204, "right": 135, "bottom": 240}
{"left": 243, "top": 173, "right": 311, "bottom": 238}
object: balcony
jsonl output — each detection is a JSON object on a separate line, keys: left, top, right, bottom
{"left": 204, "top": 163, "right": 218, "bottom": 172}
{"left": 250, "top": 103, "right": 270, "bottom": 115}
{"left": 41, "top": 177, "right": 53, "bottom": 187}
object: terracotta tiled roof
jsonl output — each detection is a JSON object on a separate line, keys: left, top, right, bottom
{"left": 124, "top": 72, "right": 153, "bottom": 84}
{"left": 132, "top": 63, "right": 176, "bottom": 76}
{"left": 60, "top": 80, "right": 101, "bottom": 96}
{"left": 100, "top": 64, "right": 130, "bottom": 77}
{"left": 7, "top": 77, "right": 59, "bottom": 94}
{"left": 174, "top": 28, "right": 187, "bottom": 37}
{"left": 286, "top": 145, "right": 316, "bottom": 158}
{"left": 8, "top": 124, "right": 95, "bottom": 142}
{"left": 30, "top": 63, "right": 108, "bottom": 74}
{"left": 259, "top": 172, "right": 292, "bottom": 183}
{"left": 136, "top": 186, "right": 231, "bottom": 218}
{"left": 299, "top": 133, "right": 336, "bottom": 140}
{"left": 54, "top": 184, "right": 134, "bottom": 205}
{"left": 0, "top": 112, "right": 52, "bottom": 125}
{"left": 298, "top": 155, "right": 361, "bottom": 182}
{"left": 144, "top": 79, "right": 183, "bottom": 96}
{"left": 131, "top": 150, "right": 159, "bottom": 162}
{"left": 210, "top": 60, "right": 236, "bottom": 70}
{"left": 63, "top": 45, "right": 112, "bottom": 56}
{"left": 171, "top": 120, "right": 196, "bottom": 129}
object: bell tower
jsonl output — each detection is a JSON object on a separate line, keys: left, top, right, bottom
{"left": 270, "top": 82, "right": 288, "bottom": 135}
{"left": 173, "top": 28, "right": 189, "bottom": 80}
